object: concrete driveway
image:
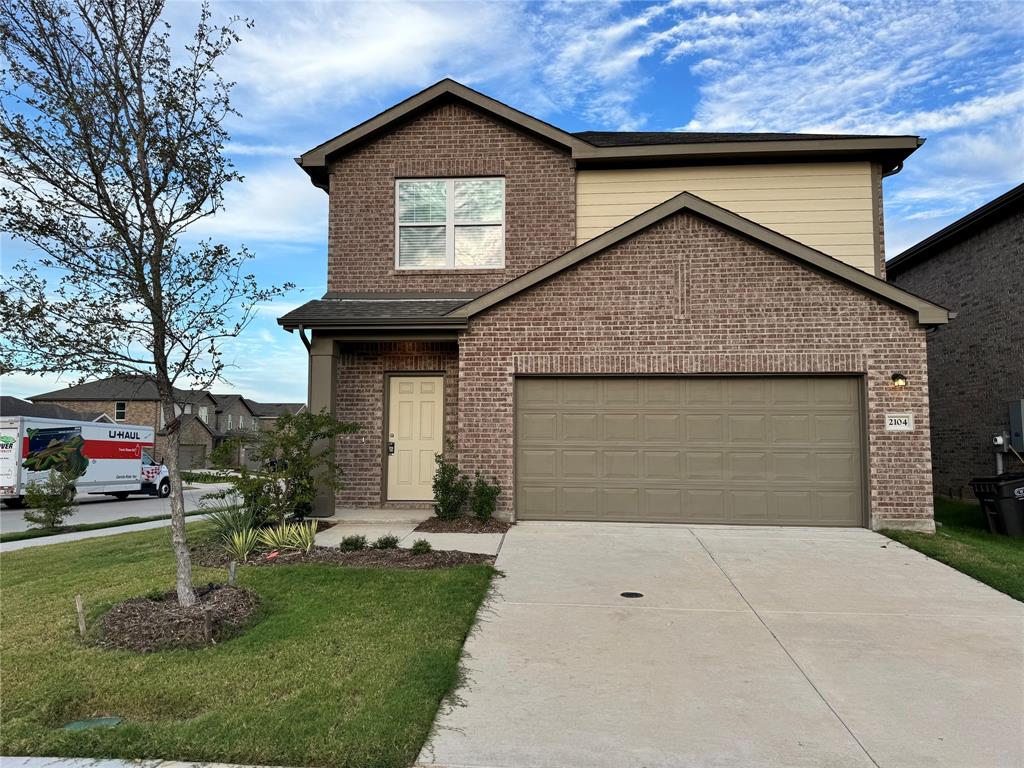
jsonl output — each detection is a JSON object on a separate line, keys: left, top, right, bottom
{"left": 418, "top": 523, "right": 1024, "bottom": 768}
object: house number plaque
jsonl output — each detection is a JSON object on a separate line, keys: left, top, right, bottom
{"left": 885, "top": 413, "right": 914, "bottom": 432}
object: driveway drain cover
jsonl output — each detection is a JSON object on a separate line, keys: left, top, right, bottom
{"left": 63, "top": 717, "right": 122, "bottom": 730}
{"left": 620, "top": 591, "right": 644, "bottom": 598}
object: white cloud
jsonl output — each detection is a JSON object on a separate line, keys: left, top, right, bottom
{"left": 187, "top": 162, "right": 327, "bottom": 244}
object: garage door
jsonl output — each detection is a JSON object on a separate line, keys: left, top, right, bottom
{"left": 179, "top": 445, "right": 207, "bottom": 470}
{"left": 515, "top": 377, "right": 864, "bottom": 526}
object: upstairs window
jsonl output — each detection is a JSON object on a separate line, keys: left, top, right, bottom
{"left": 396, "top": 178, "right": 505, "bottom": 270}
{"left": 114, "top": 401, "right": 126, "bottom": 421}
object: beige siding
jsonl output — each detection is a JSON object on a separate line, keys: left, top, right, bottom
{"left": 576, "top": 162, "right": 878, "bottom": 273}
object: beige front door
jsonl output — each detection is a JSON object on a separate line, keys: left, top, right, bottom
{"left": 387, "top": 376, "right": 444, "bottom": 501}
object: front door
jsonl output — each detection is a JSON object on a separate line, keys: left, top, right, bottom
{"left": 387, "top": 375, "right": 444, "bottom": 501}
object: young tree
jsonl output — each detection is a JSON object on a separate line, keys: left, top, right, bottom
{"left": 0, "top": 0, "right": 291, "bottom": 606}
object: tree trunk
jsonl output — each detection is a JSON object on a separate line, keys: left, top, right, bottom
{"left": 162, "top": 397, "right": 197, "bottom": 607}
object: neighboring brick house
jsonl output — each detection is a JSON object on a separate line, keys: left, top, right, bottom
{"left": 210, "top": 394, "right": 261, "bottom": 468}
{"left": 279, "top": 80, "right": 950, "bottom": 531}
{"left": 246, "top": 401, "right": 306, "bottom": 432}
{"left": 31, "top": 376, "right": 218, "bottom": 469}
{"left": 0, "top": 396, "right": 113, "bottom": 422}
{"left": 888, "top": 184, "right": 1024, "bottom": 496}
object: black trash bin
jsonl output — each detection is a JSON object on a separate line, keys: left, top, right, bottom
{"left": 969, "top": 473, "right": 1024, "bottom": 538}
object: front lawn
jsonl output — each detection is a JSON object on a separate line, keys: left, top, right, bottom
{"left": 0, "top": 525, "right": 494, "bottom": 767}
{"left": 883, "top": 497, "right": 1024, "bottom": 602}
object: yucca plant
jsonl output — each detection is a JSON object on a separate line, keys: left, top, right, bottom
{"left": 257, "top": 523, "right": 297, "bottom": 551}
{"left": 203, "top": 498, "right": 255, "bottom": 541}
{"left": 224, "top": 528, "right": 259, "bottom": 562}
{"left": 290, "top": 521, "right": 317, "bottom": 553}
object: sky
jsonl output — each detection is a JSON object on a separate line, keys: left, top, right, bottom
{"left": 1, "top": 0, "right": 1022, "bottom": 403}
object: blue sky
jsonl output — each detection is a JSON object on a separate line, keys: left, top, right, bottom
{"left": 2, "top": 0, "right": 1022, "bottom": 402}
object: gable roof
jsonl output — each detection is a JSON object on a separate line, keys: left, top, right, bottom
{"left": 448, "top": 192, "right": 950, "bottom": 326}
{"left": 0, "top": 396, "right": 112, "bottom": 422}
{"left": 887, "top": 183, "right": 1024, "bottom": 277}
{"left": 32, "top": 375, "right": 164, "bottom": 402}
{"left": 245, "top": 401, "right": 307, "bottom": 418}
{"left": 211, "top": 393, "right": 257, "bottom": 416}
{"left": 297, "top": 79, "right": 922, "bottom": 190}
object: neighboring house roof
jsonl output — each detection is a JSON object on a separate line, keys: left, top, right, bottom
{"left": 449, "top": 192, "right": 950, "bottom": 326}
{"left": 31, "top": 374, "right": 206, "bottom": 404}
{"left": 211, "top": 393, "right": 257, "bottom": 417}
{"left": 0, "top": 396, "right": 112, "bottom": 422}
{"left": 177, "top": 412, "right": 216, "bottom": 438}
{"left": 279, "top": 293, "right": 477, "bottom": 331}
{"left": 887, "top": 183, "right": 1024, "bottom": 277}
{"left": 246, "top": 401, "right": 307, "bottom": 418}
{"left": 296, "top": 79, "right": 922, "bottom": 190}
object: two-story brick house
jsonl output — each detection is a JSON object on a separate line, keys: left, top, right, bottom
{"left": 280, "top": 80, "right": 949, "bottom": 530}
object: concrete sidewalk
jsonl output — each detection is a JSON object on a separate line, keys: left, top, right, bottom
{"left": 418, "top": 523, "right": 1024, "bottom": 768}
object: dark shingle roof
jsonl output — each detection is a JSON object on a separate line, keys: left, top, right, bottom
{"left": 32, "top": 374, "right": 213, "bottom": 405}
{"left": 573, "top": 131, "right": 912, "bottom": 147}
{"left": 246, "top": 401, "right": 306, "bottom": 418}
{"left": 211, "top": 393, "right": 256, "bottom": 415}
{"left": 278, "top": 293, "right": 476, "bottom": 329}
{"left": 0, "top": 396, "right": 109, "bottom": 421}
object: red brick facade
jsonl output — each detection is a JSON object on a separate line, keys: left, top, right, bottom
{"left": 455, "top": 213, "right": 934, "bottom": 530}
{"left": 334, "top": 341, "right": 458, "bottom": 507}
{"left": 326, "top": 102, "right": 576, "bottom": 294}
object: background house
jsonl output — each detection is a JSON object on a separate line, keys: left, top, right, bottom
{"left": 211, "top": 394, "right": 260, "bottom": 469}
{"left": 888, "top": 183, "right": 1024, "bottom": 496}
{"left": 245, "top": 401, "right": 306, "bottom": 431}
{"left": 0, "top": 396, "right": 113, "bottom": 422}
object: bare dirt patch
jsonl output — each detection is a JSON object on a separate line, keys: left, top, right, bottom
{"left": 415, "top": 516, "right": 511, "bottom": 534}
{"left": 190, "top": 542, "right": 494, "bottom": 570}
{"left": 97, "top": 584, "right": 260, "bottom": 653}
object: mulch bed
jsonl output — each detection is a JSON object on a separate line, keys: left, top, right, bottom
{"left": 97, "top": 584, "right": 260, "bottom": 653}
{"left": 414, "top": 516, "right": 511, "bottom": 533}
{"left": 190, "top": 542, "right": 494, "bottom": 570}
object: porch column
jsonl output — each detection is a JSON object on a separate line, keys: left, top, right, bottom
{"left": 308, "top": 334, "right": 338, "bottom": 517}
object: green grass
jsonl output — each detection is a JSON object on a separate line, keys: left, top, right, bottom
{"left": 883, "top": 497, "right": 1024, "bottom": 602}
{"left": 0, "top": 525, "right": 494, "bottom": 767}
{"left": 0, "top": 510, "right": 208, "bottom": 543}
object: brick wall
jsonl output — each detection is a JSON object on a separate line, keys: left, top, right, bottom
{"left": 889, "top": 208, "right": 1023, "bottom": 495}
{"left": 334, "top": 341, "right": 458, "bottom": 507}
{"left": 326, "top": 102, "right": 576, "bottom": 294}
{"left": 457, "top": 212, "right": 934, "bottom": 530}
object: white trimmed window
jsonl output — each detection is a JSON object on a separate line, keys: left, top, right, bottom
{"left": 395, "top": 177, "right": 505, "bottom": 270}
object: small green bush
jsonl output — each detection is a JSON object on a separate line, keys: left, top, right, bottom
{"left": 410, "top": 539, "right": 432, "bottom": 555}
{"left": 432, "top": 450, "right": 470, "bottom": 520}
{"left": 22, "top": 470, "right": 77, "bottom": 529}
{"left": 470, "top": 472, "right": 502, "bottom": 521}
{"left": 373, "top": 534, "right": 400, "bottom": 549}
{"left": 339, "top": 534, "right": 367, "bottom": 552}
{"left": 224, "top": 528, "right": 259, "bottom": 562}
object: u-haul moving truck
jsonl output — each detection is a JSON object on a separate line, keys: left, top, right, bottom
{"left": 0, "top": 416, "right": 169, "bottom": 507}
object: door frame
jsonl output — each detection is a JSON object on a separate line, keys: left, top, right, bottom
{"left": 381, "top": 372, "right": 446, "bottom": 503}
{"left": 513, "top": 373, "right": 869, "bottom": 528}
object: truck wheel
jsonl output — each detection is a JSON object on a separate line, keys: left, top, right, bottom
{"left": 62, "top": 486, "right": 76, "bottom": 504}
{"left": 2, "top": 496, "right": 25, "bottom": 509}
{"left": 112, "top": 492, "right": 130, "bottom": 500}
{"left": 158, "top": 479, "right": 171, "bottom": 498}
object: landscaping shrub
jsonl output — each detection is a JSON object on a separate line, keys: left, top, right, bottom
{"left": 410, "top": 539, "right": 432, "bottom": 555}
{"left": 22, "top": 470, "right": 77, "bottom": 529}
{"left": 432, "top": 450, "right": 470, "bottom": 520}
{"left": 203, "top": 499, "right": 256, "bottom": 541}
{"left": 339, "top": 534, "right": 367, "bottom": 552}
{"left": 470, "top": 472, "right": 502, "bottom": 522}
{"left": 292, "top": 521, "right": 317, "bottom": 553}
{"left": 373, "top": 534, "right": 400, "bottom": 550}
{"left": 224, "top": 528, "right": 259, "bottom": 562}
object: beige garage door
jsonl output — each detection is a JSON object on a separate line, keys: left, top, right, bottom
{"left": 516, "top": 377, "right": 864, "bottom": 526}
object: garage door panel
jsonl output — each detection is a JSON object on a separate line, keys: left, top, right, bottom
{"left": 604, "top": 413, "right": 639, "bottom": 441}
{"left": 516, "top": 377, "right": 864, "bottom": 526}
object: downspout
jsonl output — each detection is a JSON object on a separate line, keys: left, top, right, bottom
{"left": 297, "top": 325, "right": 311, "bottom": 352}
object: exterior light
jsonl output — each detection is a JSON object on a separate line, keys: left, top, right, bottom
{"left": 891, "top": 373, "right": 908, "bottom": 388}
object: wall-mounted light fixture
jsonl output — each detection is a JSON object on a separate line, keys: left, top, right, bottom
{"left": 891, "top": 372, "right": 908, "bottom": 388}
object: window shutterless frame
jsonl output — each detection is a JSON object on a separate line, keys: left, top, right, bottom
{"left": 394, "top": 177, "right": 505, "bottom": 270}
